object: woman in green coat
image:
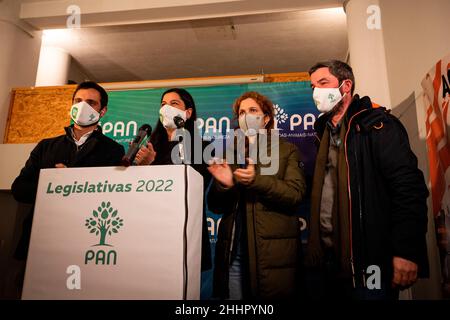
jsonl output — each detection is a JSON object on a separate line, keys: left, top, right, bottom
{"left": 207, "top": 91, "right": 306, "bottom": 300}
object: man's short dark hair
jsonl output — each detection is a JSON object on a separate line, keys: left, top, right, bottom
{"left": 72, "top": 81, "right": 108, "bottom": 108}
{"left": 309, "top": 60, "right": 356, "bottom": 96}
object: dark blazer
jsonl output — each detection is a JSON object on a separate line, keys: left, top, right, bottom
{"left": 11, "top": 125, "right": 124, "bottom": 259}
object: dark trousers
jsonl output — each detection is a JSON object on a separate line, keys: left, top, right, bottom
{"left": 305, "top": 249, "right": 399, "bottom": 300}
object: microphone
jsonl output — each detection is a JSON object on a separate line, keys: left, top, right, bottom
{"left": 174, "top": 116, "right": 185, "bottom": 129}
{"left": 121, "top": 124, "right": 152, "bottom": 166}
{"left": 173, "top": 116, "right": 186, "bottom": 162}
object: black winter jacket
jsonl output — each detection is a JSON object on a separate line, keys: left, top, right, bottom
{"left": 11, "top": 125, "right": 124, "bottom": 259}
{"left": 310, "top": 95, "right": 429, "bottom": 287}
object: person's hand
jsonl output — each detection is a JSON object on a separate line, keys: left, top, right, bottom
{"left": 134, "top": 142, "right": 156, "bottom": 165}
{"left": 233, "top": 159, "right": 255, "bottom": 186}
{"left": 207, "top": 158, "right": 234, "bottom": 188}
{"left": 55, "top": 163, "right": 67, "bottom": 168}
{"left": 392, "top": 256, "right": 418, "bottom": 289}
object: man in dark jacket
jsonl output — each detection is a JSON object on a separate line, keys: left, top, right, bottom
{"left": 305, "top": 60, "right": 429, "bottom": 299}
{"left": 11, "top": 81, "right": 124, "bottom": 260}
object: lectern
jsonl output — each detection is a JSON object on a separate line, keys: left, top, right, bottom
{"left": 21, "top": 165, "right": 203, "bottom": 299}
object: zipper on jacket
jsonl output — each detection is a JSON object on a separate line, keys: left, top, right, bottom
{"left": 344, "top": 108, "right": 369, "bottom": 289}
{"left": 350, "top": 257, "right": 356, "bottom": 288}
{"left": 353, "top": 134, "right": 367, "bottom": 288}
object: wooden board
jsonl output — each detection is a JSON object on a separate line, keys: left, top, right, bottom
{"left": 5, "top": 87, "right": 75, "bottom": 143}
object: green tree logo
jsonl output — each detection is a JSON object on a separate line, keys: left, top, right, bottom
{"left": 328, "top": 93, "right": 337, "bottom": 103}
{"left": 71, "top": 106, "right": 78, "bottom": 118}
{"left": 85, "top": 201, "right": 124, "bottom": 246}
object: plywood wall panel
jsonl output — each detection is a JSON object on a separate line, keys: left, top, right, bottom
{"left": 5, "top": 87, "right": 75, "bottom": 143}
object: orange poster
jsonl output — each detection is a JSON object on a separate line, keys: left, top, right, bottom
{"left": 422, "top": 53, "right": 450, "bottom": 297}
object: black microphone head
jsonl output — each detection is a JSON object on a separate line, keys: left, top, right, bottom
{"left": 121, "top": 156, "right": 132, "bottom": 167}
{"left": 173, "top": 116, "right": 185, "bottom": 129}
{"left": 123, "top": 124, "right": 153, "bottom": 166}
{"left": 139, "top": 124, "right": 152, "bottom": 137}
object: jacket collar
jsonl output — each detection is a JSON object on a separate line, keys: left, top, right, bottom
{"left": 314, "top": 95, "right": 374, "bottom": 138}
{"left": 64, "top": 124, "right": 103, "bottom": 142}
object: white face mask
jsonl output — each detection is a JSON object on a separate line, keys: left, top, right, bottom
{"left": 238, "top": 113, "right": 266, "bottom": 135}
{"left": 70, "top": 101, "right": 100, "bottom": 126}
{"left": 313, "top": 82, "right": 346, "bottom": 113}
{"left": 159, "top": 104, "right": 187, "bottom": 129}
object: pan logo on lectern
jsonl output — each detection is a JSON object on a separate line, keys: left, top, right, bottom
{"left": 84, "top": 201, "right": 124, "bottom": 265}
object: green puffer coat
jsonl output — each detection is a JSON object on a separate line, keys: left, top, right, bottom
{"left": 207, "top": 137, "right": 306, "bottom": 300}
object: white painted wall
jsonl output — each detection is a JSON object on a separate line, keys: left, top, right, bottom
{"left": 68, "top": 58, "right": 93, "bottom": 84}
{"left": 380, "top": 0, "right": 450, "bottom": 109}
{"left": 0, "top": 0, "right": 42, "bottom": 143}
{"left": 0, "top": 144, "right": 37, "bottom": 190}
{"left": 35, "top": 45, "right": 71, "bottom": 86}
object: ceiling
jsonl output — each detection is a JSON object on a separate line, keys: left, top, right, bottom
{"left": 40, "top": 7, "right": 348, "bottom": 83}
